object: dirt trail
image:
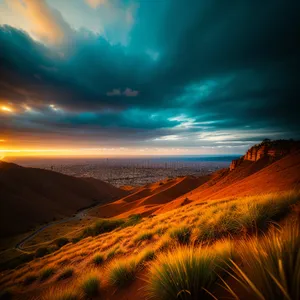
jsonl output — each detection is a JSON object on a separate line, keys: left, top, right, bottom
{"left": 15, "top": 202, "right": 102, "bottom": 251}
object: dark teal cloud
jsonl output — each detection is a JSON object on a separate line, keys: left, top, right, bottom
{"left": 0, "top": 0, "right": 299, "bottom": 148}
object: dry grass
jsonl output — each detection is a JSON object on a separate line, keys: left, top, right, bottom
{"left": 169, "top": 226, "right": 191, "bottom": 244}
{"left": 42, "top": 286, "right": 82, "bottom": 300}
{"left": 39, "top": 267, "right": 55, "bottom": 281}
{"left": 146, "top": 241, "right": 234, "bottom": 299}
{"left": 81, "top": 273, "right": 100, "bottom": 297}
{"left": 134, "top": 231, "right": 154, "bottom": 243}
{"left": 224, "top": 222, "right": 300, "bottom": 300}
{"left": 92, "top": 253, "right": 105, "bottom": 265}
{"left": 57, "top": 268, "right": 74, "bottom": 280}
{"left": 0, "top": 191, "right": 299, "bottom": 299}
{"left": 108, "top": 258, "right": 139, "bottom": 288}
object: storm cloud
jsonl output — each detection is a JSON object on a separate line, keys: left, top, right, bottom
{"left": 0, "top": 0, "right": 299, "bottom": 152}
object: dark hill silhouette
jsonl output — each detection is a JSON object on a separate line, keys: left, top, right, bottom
{"left": 0, "top": 161, "right": 127, "bottom": 237}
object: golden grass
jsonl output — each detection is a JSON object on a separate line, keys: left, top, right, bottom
{"left": 134, "top": 231, "right": 154, "bottom": 243}
{"left": 81, "top": 272, "right": 101, "bottom": 298}
{"left": 57, "top": 267, "right": 74, "bottom": 281}
{"left": 0, "top": 191, "right": 299, "bottom": 300}
{"left": 42, "top": 286, "right": 82, "bottom": 300}
{"left": 224, "top": 222, "right": 300, "bottom": 300}
{"left": 146, "top": 241, "right": 234, "bottom": 299}
{"left": 107, "top": 258, "right": 139, "bottom": 288}
{"left": 92, "top": 252, "right": 105, "bottom": 265}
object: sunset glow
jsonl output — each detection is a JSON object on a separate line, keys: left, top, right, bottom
{"left": 1, "top": 105, "right": 13, "bottom": 113}
{"left": 0, "top": 147, "right": 216, "bottom": 158}
{"left": 0, "top": 0, "right": 299, "bottom": 158}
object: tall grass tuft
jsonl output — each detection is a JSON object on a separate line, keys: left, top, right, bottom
{"left": 169, "top": 226, "right": 191, "bottom": 244}
{"left": 122, "top": 214, "right": 142, "bottom": 228}
{"left": 108, "top": 258, "right": 139, "bottom": 288}
{"left": 93, "top": 253, "right": 105, "bottom": 265}
{"left": 39, "top": 267, "right": 55, "bottom": 281}
{"left": 54, "top": 237, "right": 69, "bottom": 249}
{"left": 225, "top": 222, "right": 300, "bottom": 300}
{"left": 239, "top": 191, "right": 299, "bottom": 233}
{"left": 57, "top": 268, "right": 74, "bottom": 280}
{"left": 82, "top": 218, "right": 125, "bottom": 237}
{"left": 35, "top": 247, "right": 51, "bottom": 258}
{"left": 134, "top": 231, "right": 153, "bottom": 243}
{"left": 81, "top": 274, "right": 100, "bottom": 297}
{"left": 146, "top": 244, "right": 233, "bottom": 299}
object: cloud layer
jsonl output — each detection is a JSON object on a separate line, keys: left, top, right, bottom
{"left": 0, "top": 0, "right": 299, "bottom": 153}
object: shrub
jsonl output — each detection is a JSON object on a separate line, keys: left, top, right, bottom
{"left": 82, "top": 218, "right": 125, "bottom": 237}
{"left": 23, "top": 273, "right": 37, "bottom": 285}
{"left": 93, "top": 218, "right": 125, "bottom": 234}
{"left": 54, "top": 237, "right": 69, "bottom": 249}
{"left": 122, "top": 214, "right": 142, "bottom": 228}
{"left": 35, "top": 247, "right": 51, "bottom": 258}
{"left": 71, "top": 237, "right": 81, "bottom": 244}
{"left": 169, "top": 226, "right": 191, "bottom": 244}
{"left": 93, "top": 253, "right": 105, "bottom": 265}
{"left": 39, "top": 267, "right": 55, "bottom": 281}
{"left": 81, "top": 275, "right": 100, "bottom": 297}
{"left": 197, "top": 216, "right": 240, "bottom": 242}
{"left": 134, "top": 231, "right": 153, "bottom": 243}
{"left": 146, "top": 245, "right": 232, "bottom": 300}
{"left": 239, "top": 192, "right": 299, "bottom": 232}
{"left": 108, "top": 259, "right": 138, "bottom": 288}
{"left": 57, "top": 268, "right": 74, "bottom": 280}
{"left": 82, "top": 226, "right": 94, "bottom": 237}
{"left": 155, "top": 226, "right": 168, "bottom": 236}
{"left": 225, "top": 223, "right": 300, "bottom": 300}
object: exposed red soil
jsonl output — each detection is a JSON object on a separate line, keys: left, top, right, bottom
{"left": 91, "top": 151, "right": 300, "bottom": 218}
{"left": 89, "top": 175, "right": 210, "bottom": 218}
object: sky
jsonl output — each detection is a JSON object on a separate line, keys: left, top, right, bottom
{"left": 0, "top": 0, "right": 299, "bottom": 157}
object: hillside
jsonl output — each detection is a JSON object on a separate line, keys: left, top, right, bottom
{"left": 0, "top": 161, "right": 127, "bottom": 237}
{"left": 0, "top": 192, "right": 299, "bottom": 299}
{"left": 0, "top": 140, "right": 299, "bottom": 299}
{"left": 90, "top": 141, "right": 300, "bottom": 218}
{"left": 89, "top": 175, "right": 210, "bottom": 219}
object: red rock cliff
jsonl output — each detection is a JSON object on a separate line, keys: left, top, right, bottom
{"left": 229, "top": 139, "right": 299, "bottom": 171}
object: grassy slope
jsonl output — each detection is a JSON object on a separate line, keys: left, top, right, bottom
{"left": 13, "top": 151, "right": 299, "bottom": 252}
{"left": 0, "top": 151, "right": 299, "bottom": 299}
{"left": 0, "top": 191, "right": 299, "bottom": 299}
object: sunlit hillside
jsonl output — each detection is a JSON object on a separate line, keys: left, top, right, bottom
{"left": 0, "top": 142, "right": 300, "bottom": 299}
{"left": 0, "top": 190, "right": 299, "bottom": 299}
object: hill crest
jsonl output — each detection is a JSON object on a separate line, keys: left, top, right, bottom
{"left": 230, "top": 139, "right": 300, "bottom": 171}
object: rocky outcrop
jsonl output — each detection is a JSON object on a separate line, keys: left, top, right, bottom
{"left": 230, "top": 139, "right": 299, "bottom": 171}
{"left": 230, "top": 157, "right": 244, "bottom": 171}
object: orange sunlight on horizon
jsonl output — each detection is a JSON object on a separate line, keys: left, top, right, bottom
{"left": 0, "top": 147, "right": 199, "bottom": 158}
